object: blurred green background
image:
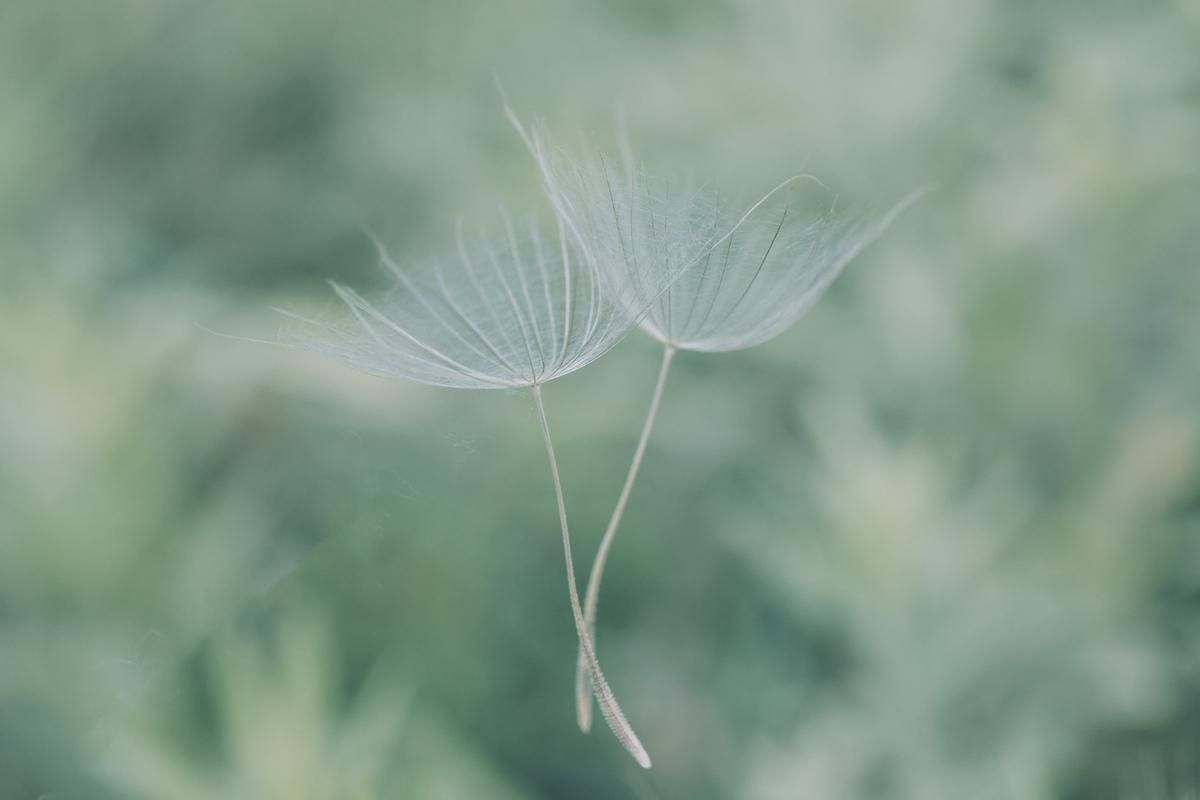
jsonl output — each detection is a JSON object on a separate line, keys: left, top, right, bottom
{"left": 2, "top": 1, "right": 1199, "bottom": 798}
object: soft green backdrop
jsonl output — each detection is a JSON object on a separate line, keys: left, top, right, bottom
{"left": 2, "top": 1, "right": 1199, "bottom": 798}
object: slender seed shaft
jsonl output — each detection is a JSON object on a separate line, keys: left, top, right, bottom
{"left": 575, "top": 345, "right": 675, "bottom": 732}
{"left": 531, "top": 385, "right": 652, "bottom": 769}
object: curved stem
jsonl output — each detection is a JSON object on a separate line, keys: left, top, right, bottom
{"left": 576, "top": 345, "right": 675, "bottom": 733}
{"left": 531, "top": 385, "right": 652, "bottom": 769}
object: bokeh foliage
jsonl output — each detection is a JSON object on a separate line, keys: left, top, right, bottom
{"left": 2, "top": 0, "right": 1198, "bottom": 798}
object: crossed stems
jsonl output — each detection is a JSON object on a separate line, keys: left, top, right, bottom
{"left": 532, "top": 385, "right": 652, "bottom": 769}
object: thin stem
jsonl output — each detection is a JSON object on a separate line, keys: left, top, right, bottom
{"left": 531, "top": 385, "right": 652, "bottom": 769}
{"left": 576, "top": 345, "right": 675, "bottom": 733}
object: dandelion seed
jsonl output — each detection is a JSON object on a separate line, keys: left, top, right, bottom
{"left": 287, "top": 218, "right": 667, "bottom": 768}
{"left": 520, "top": 123, "right": 925, "bottom": 732}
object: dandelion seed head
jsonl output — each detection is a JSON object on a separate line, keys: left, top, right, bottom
{"left": 283, "top": 218, "right": 654, "bottom": 390}
{"left": 528, "top": 125, "right": 925, "bottom": 353}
